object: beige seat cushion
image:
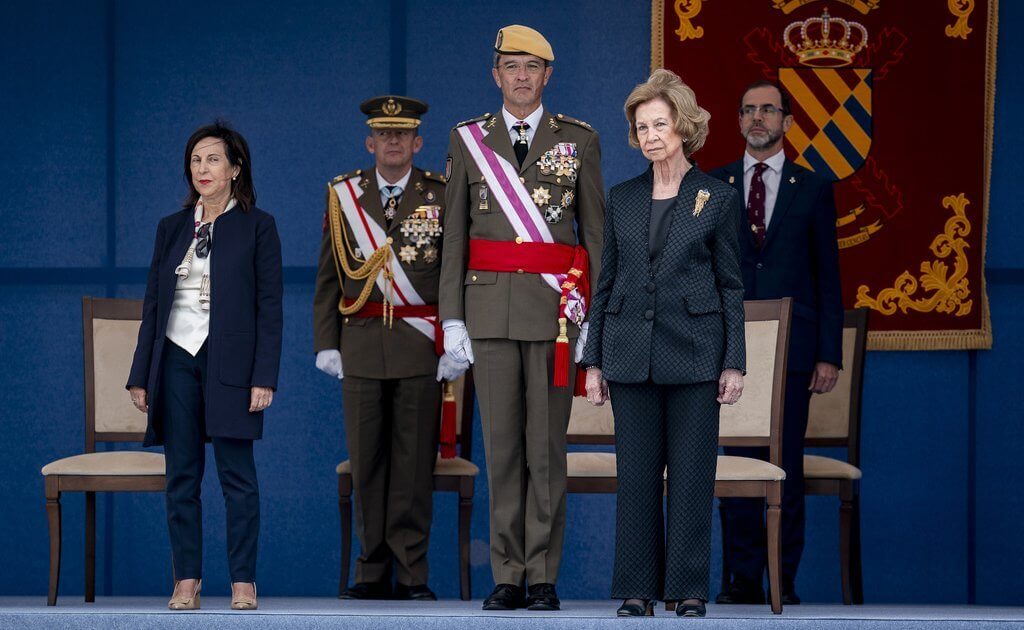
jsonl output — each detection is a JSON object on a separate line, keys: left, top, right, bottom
{"left": 336, "top": 455, "right": 479, "bottom": 477}
{"left": 567, "top": 452, "right": 617, "bottom": 478}
{"left": 804, "top": 454, "right": 862, "bottom": 480}
{"left": 716, "top": 455, "right": 786, "bottom": 481}
{"left": 41, "top": 451, "right": 165, "bottom": 476}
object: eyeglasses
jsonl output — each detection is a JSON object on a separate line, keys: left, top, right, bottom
{"left": 498, "top": 61, "right": 545, "bottom": 76}
{"left": 195, "top": 223, "right": 211, "bottom": 258}
{"left": 739, "top": 104, "right": 786, "bottom": 117}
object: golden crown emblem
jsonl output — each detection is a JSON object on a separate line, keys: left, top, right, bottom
{"left": 783, "top": 9, "right": 868, "bottom": 67}
{"left": 382, "top": 98, "right": 402, "bottom": 116}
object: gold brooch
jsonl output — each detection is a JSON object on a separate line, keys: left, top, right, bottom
{"left": 694, "top": 189, "right": 711, "bottom": 217}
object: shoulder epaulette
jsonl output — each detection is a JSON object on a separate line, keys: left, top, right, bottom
{"left": 554, "top": 113, "right": 593, "bottom": 131}
{"left": 330, "top": 169, "right": 363, "bottom": 185}
{"left": 454, "top": 113, "right": 492, "bottom": 129}
{"left": 421, "top": 170, "right": 447, "bottom": 185}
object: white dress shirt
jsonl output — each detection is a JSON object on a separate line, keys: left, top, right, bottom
{"left": 502, "top": 104, "right": 544, "bottom": 148}
{"left": 742, "top": 149, "right": 786, "bottom": 228}
{"left": 166, "top": 199, "right": 236, "bottom": 356}
{"left": 376, "top": 167, "right": 412, "bottom": 206}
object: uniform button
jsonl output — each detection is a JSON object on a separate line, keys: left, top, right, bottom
{"left": 516, "top": 269, "right": 524, "bottom": 274}
{"left": 556, "top": 178, "right": 562, "bottom": 184}
{"left": 343, "top": 317, "right": 349, "bottom": 324}
{"left": 644, "top": 309, "right": 654, "bottom": 321}
{"left": 756, "top": 262, "right": 764, "bottom": 270}
{"left": 646, "top": 282, "right": 656, "bottom": 293}
{"left": 386, "top": 237, "right": 394, "bottom": 244}
{"left": 519, "top": 176, "right": 526, "bottom": 183}
{"left": 471, "top": 275, "right": 478, "bottom": 281}
{"left": 515, "top": 236, "right": 524, "bottom": 244}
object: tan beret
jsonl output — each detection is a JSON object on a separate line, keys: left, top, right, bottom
{"left": 494, "top": 24, "right": 554, "bottom": 62}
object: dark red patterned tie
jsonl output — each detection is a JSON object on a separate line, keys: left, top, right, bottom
{"left": 747, "top": 162, "right": 769, "bottom": 248}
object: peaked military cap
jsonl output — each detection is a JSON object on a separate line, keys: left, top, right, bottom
{"left": 360, "top": 95, "right": 429, "bottom": 129}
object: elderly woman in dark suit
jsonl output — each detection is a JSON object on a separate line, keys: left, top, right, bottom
{"left": 581, "top": 69, "right": 745, "bottom": 618}
{"left": 126, "top": 122, "right": 282, "bottom": 610}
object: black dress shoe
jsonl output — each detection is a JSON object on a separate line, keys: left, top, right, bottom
{"left": 714, "top": 579, "right": 765, "bottom": 605}
{"left": 616, "top": 599, "right": 654, "bottom": 617}
{"left": 526, "top": 583, "right": 560, "bottom": 611}
{"left": 394, "top": 583, "right": 437, "bottom": 601}
{"left": 781, "top": 589, "right": 801, "bottom": 606}
{"left": 339, "top": 581, "right": 392, "bottom": 600}
{"left": 482, "top": 584, "right": 525, "bottom": 610}
{"left": 676, "top": 601, "right": 707, "bottom": 617}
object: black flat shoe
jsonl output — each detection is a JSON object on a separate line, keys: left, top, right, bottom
{"left": 781, "top": 590, "right": 801, "bottom": 606}
{"left": 526, "top": 583, "right": 560, "bottom": 611}
{"left": 676, "top": 601, "right": 706, "bottom": 617}
{"left": 616, "top": 599, "right": 654, "bottom": 617}
{"left": 394, "top": 583, "right": 437, "bottom": 601}
{"left": 339, "top": 580, "right": 392, "bottom": 600}
{"left": 482, "top": 583, "right": 525, "bottom": 610}
{"left": 714, "top": 579, "right": 765, "bottom": 605}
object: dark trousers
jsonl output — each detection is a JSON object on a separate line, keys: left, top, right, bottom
{"left": 160, "top": 340, "right": 260, "bottom": 582}
{"left": 720, "top": 370, "right": 812, "bottom": 588}
{"left": 342, "top": 374, "right": 440, "bottom": 586}
{"left": 609, "top": 380, "right": 720, "bottom": 602}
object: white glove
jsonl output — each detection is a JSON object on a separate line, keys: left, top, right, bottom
{"left": 575, "top": 321, "right": 590, "bottom": 363}
{"left": 436, "top": 353, "right": 470, "bottom": 382}
{"left": 316, "top": 349, "right": 343, "bottom": 379}
{"left": 442, "top": 319, "right": 475, "bottom": 364}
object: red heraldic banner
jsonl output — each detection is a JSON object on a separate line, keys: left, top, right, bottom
{"left": 653, "top": 0, "right": 996, "bottom": 350}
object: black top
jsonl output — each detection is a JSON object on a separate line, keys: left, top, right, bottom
{"left": 648, "top": 197, "right": 675, "bottom": 263}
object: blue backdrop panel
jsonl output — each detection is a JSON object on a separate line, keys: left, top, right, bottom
{"left": 112, "top": 0, "right": 390, "bottom": 268}
{"left": 0, "top": 1, "right": 109, "bottom": 267}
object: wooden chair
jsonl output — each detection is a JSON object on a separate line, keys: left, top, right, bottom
{"left": 566, "top": 298, "right": 793, "bottom": 614}
{"left": 41, "top": 297, "right": 166, "bottom": 605}
{"left": 804, "top": 308, "right": 868, "bottom": 605}
{"left": 337, "top": 372, "right": 478, "bottom": 600}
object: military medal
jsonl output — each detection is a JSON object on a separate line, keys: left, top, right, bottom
{"left": 479, "top": 184, "right": 489, "bottom": 211}
{"left": 422, "top": 245, "right": 438, "bottom": 264}
{"left": 425, "top": 189, "right": 436, "bottom": 202}
{"left": 384, "top": 195, "right": 398, "bottom": 221}
{"left": 531, "top": 186, "right": 551, "bottom": 206}
{"left": 399, "top": 244, "right": 418, "bottom": 263}
{"left": 561, "top": 189, "right": 575, "bottom": 208}
{"left": 544, "top": 205, "right": 563, "bottom": 224}
{"left": 693, "top": 189, "right": 711, "bottom": 217}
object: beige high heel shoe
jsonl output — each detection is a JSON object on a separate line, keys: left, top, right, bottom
{"left": 231, "top": 582, "right": 257, "bottom": 610}
{"left": 168, "top": 579, "right": 201, "bottom": 610}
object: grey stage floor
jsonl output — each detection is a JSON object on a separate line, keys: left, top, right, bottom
{"left": 1, "top": 598, "right": 1023, "bottom": 629}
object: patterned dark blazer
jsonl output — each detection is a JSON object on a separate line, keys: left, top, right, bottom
{"left": 582, "top": 165, "right": 746, "bottom": 384}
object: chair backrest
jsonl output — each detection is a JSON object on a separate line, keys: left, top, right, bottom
{"left": 805, "top": 308, "right": 869, "bottom": 467}
{"left": 718, "top": 299, "right": 792, "bottom": 467}
{"left": 567, "top": 299, "right": 793, "bottom": 467}
{"left": 83, "top": 297, "right": 146, "bottom": 451}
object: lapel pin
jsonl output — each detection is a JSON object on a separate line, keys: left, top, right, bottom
{"left": 728, "top": 175, "right": 735, "bottom": 184}
{"left": 789, "top": 176, "right": 796, "bottom": 184}
{"left": 694, "top": 189, "right": 711, "bottom": 217}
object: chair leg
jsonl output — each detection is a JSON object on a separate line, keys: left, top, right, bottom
{"left": 851, "top": 493, "right": 864, "bottom": 604}
{"left": 839, "top": 491, "right": 853, "bottom": 605}
{"left": 766, "top": 486, "right": 783, "bottom": 614}
{"left": 338, "top": 475, "right": 352, "bottom": 597}
{"left": 45, "top": 477, "right": 62, "bottom": 606}
{"left": 458, "top": 486, "right": 473, "bottom": 601}
{"left": 85, "top": 492, "right": 96, "bottom": 603}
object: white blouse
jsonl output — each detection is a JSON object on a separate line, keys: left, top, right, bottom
{"left": 166, "top": 199, "right": 235, "bottom": 356}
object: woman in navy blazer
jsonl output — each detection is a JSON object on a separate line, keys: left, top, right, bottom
{"left": 581, "top": 70, "right": 746, "bottom": 618}
{"left": 127, "top": 122, "right": 282, "bottom": 610}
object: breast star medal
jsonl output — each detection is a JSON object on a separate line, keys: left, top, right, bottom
{"left": 693, "top": 189, "right": 711, "bottom": 217}
{"left": 399, "top": 245, "right": 418, "bottom": 264}
{"left": 532, "top": 186, "right": 552, "bottom": 207}
{"left": 422, "top": 245, "right": 438, "bottom": 264}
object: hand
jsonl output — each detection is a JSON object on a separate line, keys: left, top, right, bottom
{"left": 249, "top": 386, "right": 274, "bottom": 413}
{"left": 717, "top": 368, "right": 744, "bottom": 405}
{"left": 316, "top": 349, "right": 343, "bottom": 379}
{"left": 436, "top": 353, "right": 470, "bottom": 382}
{"left": 809, "top": 362, "right": 840, "bottom": 394}
{"left": 129, "top": 386, "right": 148, "bottom": 413}
{"left": 574, "top": 322, "right": 589, "bottom": 364}
{"left": 442, "top": 319, "right": 475, "bottom": 364}
{"left": 585, "top": 367, "right": 610, "bottom": 406}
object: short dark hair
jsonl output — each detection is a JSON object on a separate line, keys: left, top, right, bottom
{"left": 740, "top": 80, "right": 791, "bottom": 115}
{"left": 182, "top": 121, "right": 256, "bottom": 212}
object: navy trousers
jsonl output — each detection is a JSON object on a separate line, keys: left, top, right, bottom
{"left": 609, "top": 380, "right": 720, "bottom": 602}
{"left": 720, "top": 370, "right": 812, "bottom": 588}
{"left": 160, "top": 340, "right": 260, "bottom": 582}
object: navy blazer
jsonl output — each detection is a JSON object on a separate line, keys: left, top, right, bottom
{"left": 582, "top": 166, "right": 746, "bottom": 384}
{"left": 127, "top": 206, "right": 283, "bottom": 446}
{"left": 710, "top": 159, "right": 843, "bottom": 372}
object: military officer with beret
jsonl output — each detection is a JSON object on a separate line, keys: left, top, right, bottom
{"left": 314, "top": 95, "right": 467, "bottom": 601}
{"left": 439, "top": 25, "right": 605, "bottom": 611}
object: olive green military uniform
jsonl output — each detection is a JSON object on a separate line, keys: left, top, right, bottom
{"left": 313, "top": 166, "right": 447, "bottom": 586}
{"left": 439, "top": 111, "right": 604, "bottom": 586}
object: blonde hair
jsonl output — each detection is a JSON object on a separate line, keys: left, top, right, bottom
{"left": 624, "top": 69, "right": 710, "bottom": 155}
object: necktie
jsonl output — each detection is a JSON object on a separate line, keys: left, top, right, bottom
{"left": 747, "top": 162, "right": 769, "bottom": 248}
{"left": 513, "top": 121, "right": 530, "bottom": 167}
{"left": 383, "top": 184, "right": 402, "bottom": 223}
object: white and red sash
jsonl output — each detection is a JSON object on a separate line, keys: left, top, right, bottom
{"left": 456, "top": 121, "right": 586, "bottom": 325}
{"left": 332, "top": 176, "right": 437, "bottom": 343}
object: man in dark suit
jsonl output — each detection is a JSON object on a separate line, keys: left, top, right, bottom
{"left": 711, "top": 80, "right": 843, "bottom": 605}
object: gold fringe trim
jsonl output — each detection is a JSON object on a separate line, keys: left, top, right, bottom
{"left": 867, "top": 328, "right": 991, "bottom": 351}
{"left": 651, "top": 0, "right": 665, "bottom": 71}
